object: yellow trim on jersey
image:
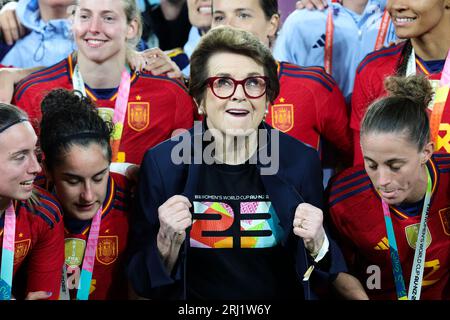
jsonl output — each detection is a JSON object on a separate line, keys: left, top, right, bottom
{"left": 68, "top": 54, "right": 136, "bottom": 102}
{"left": 80, "top": 177, "right": 115, "bottom": 235}
{"left": 85, "top": 90, "right": 97, "bottom": 102}
{"left": 83, "top": 72, "right": 136, "bottom": 102}
{"left": 68, "top": 53, "right": 74, "bottom": 79}
{"left": 390, "top": 206, "right": 409, "bottom": 220}
{"left": 166, "top": 47, "right": 184, "bottom": 58}
{"left": 416, "top": 58, "right": 430, "bottom": 76}
{"left": 63, "top": 177, "right": 115, "bottom": 236}
{"left": 390, "top": 160, "right": 437, "bottom": 219}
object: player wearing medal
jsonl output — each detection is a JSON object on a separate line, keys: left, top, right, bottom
{"left": 274, "top": 0, "right": 397, "bottom": 101}
{"left": 12, "top": 0, "right": 195, "bottom": 165}
{"left": 0, "top": 102, "right": 64, "bottom": 300}
{"left": 351, "top": 0, "right": 450, "bottom": 165}
{"left": 328, "top": 76, "right": 450, "bottom": 300}
{"left": 211, "top": 0, "right": 352, "bottom": 168}
{"left": 39, "top": 88, "right": 132, "bottom": 300}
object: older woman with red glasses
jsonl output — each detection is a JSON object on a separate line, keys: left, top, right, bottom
{"left": 127, "top": 26, "right": 348, "bottom": 300}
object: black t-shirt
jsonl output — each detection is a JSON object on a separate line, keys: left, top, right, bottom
{"left": 187, "top": 162, "right": 304, "bottom": 300}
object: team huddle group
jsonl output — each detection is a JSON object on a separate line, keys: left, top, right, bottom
{"left": 0, "top": 0, "right": 449, "bottom": 300}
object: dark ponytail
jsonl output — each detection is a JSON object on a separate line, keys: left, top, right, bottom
{"left": 396, "top": 40, "right": 413, "bottom": 76}
{"left": 361, "top": 75, "right": 433, "bottom": 151}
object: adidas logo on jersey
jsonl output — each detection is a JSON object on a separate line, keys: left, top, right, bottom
{"left": 312, "top": 34, "right": 326, "bottom": 49}
{"left": 374, "top": 237, "right": 389, "bottom": 250}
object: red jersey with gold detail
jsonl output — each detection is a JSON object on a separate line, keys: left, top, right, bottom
{"left": 351, "top": 42, "right": 449, "bottom": 164}
{"left": 266, "top": 62, "right": 352, "bottom": 162}
{"left": 13, "top": 55, "right": 195, "bottom": 165}
{"left": 63, "top": 172, "right": 131, "bottom": 300}
{"left": 0, "top": 186, "right": 64, "bottom": 300}
{"left": 328, "top": 154, "right": 450, "bottom": 300}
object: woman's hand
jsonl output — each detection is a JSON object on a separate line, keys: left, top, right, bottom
{"left": 0, "top": 1, "right": 26, "bottom": 45}
{"left": 296, "top": 0, "right": 329, "bottom": 11}
{"left": 0, "top": 67, "right": 43, "bottom": 103}
{"left": 156, "top": 195, "right": 192, "bottom": 273}
{"left": 128, "top": 48, "right": 182, "bottom": 79}
{"left": 293, "top": 203, "right": 326, "bottom": 256}
{"left": 0, "top": 67, "right": 17, "bottom": 103}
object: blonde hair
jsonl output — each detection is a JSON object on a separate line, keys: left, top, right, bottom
{"left": 72, "top": 0, "right": 142, "bottom": 49}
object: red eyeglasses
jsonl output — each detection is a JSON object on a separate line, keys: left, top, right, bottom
{"left": 206, "top": 76, "right": 268, "bottom": 99}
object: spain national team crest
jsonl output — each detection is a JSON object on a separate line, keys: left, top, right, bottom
{"left": 405, "top": 224, "right": 432, "bottom": 250}
{"left": 439, "top": 207, "right": 450, "bottom": 236}
{"left": 13, "top": 239, "right": 31, "bottom": 265}
{"left": 271, "top": 104, "right": 294, "bottom": 132}
{"left": 128, "top": 102, "right": 150, "bottom": 131}
{"left": 65, "top": 238, "right": 86, "bottom": 267}
{"left": 96, "top": 236, "right": 118, "bottom": 265}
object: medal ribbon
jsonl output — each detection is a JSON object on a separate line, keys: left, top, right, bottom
{"left": 381, "top": 168, "right": 432, "bottom": 300}
{"left": 324, "top": 6, "right": 335, "bottom": 74}
{"left": 325, "top": 6, "right": 390, "bottom": 74}
{"left": 406, "top": 49, "right": 450, "bottom": 149}
{"left": 72, "top": 63, "right": 131, "bottom": 162}
{"left": 69, "top": 60, "right": 130, "bottom": 299}
{"left": 374, "top": 10, "right": 391, "bottom": 51}
{"left": 0, "top": 203, "right": 15, "bottom": 300}
{"left": 76, "top": 207, "right": 102, "bottom": 300}
{"left": 59, "top": 265, "right": 70, "bottom": 300}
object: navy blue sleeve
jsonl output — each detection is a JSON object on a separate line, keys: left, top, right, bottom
{"left": 0, "top": 42, "right": 13, "bottom": 62}
{"left": 126, "top": 150, "right": 182, "bottom": 299}
{"left": 296, "top": 147, "right": 348, "bottom": 294}
{"left": 298, "top": 147, "right": 324, "bottom": 209}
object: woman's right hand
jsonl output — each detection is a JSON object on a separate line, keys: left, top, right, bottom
{"left": 156, "top": 195, "right": 192, "bottom": 272}
{"left": 0, "top": 1, "right": 26, "bottom": 45}
{"left": 296, "top": 0, "right": 329, "bottom": 10}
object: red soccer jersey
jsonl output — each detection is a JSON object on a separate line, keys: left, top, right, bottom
{"left": 13, "top": 55, "right": 195, "bottom": 165}
{"left": 328, "top": 154, "right": 450, "bottom": 300}
{"left": 0, "top": 186, "right": 64, "bottom": 300}
{"left": 351, "top": 43, "right": 449, "bottom": 165}
{"left": 266, "top": 62, "right": 352, "bottom": 164}
{"left": 63, "top": 172, "right": 131, "bottom": 300}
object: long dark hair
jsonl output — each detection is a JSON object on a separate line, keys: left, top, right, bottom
{"left": 396, "top": 40, "right": 413, "bottom": 76}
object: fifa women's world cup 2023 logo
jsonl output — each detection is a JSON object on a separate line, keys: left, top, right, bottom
{"left": 64, "top": 236, "right": 118, "bottom": 291}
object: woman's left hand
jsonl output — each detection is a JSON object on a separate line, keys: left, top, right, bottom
{"left": 128, "top": 48, "right": 182, "bottom": 79}
{"left": 293, "top": 203, "right": 326, "bottom": 256}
